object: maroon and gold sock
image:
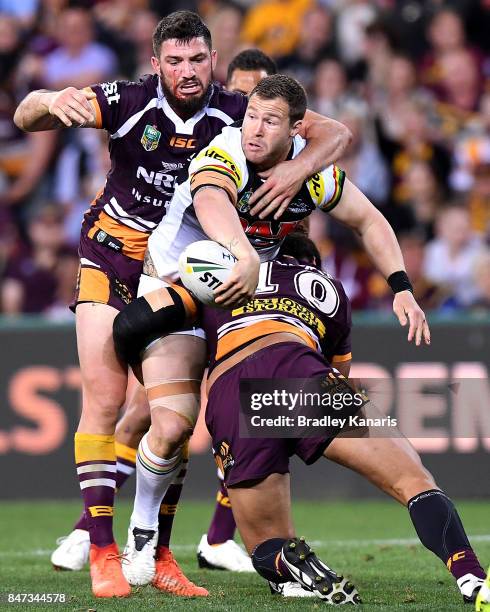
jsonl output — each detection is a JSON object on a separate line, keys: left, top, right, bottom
{"left": 207, "top": 480, "right": 237, "bottom": 545}
{"left": 74, "top": 433, "right": 117, "bottom": 548}
{"left": 157, "top": 443, "right": 189, "bottom": 548}
{"left": 73, "top": 441, "right": 137, "bottom": 532}
{"left": 251, "top": 538, "right": 294, "bottom": 583}
{"left": 408, "top": 489, "right": 485, "bottom": 581}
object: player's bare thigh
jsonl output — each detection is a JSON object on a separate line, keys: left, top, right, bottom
{"left": 324, "top": 434, "right": 437, "bottom": 505}
{"left": 144, "top": 333, "right": 207, "bottom": 456}
{"left": 227, "top": 474, "right": 295, "bottom": 554}
{"left": 116, "top": 373, "right": 151, "bottom": 449}
{"left": 76, "top": 302, "right": 128, "bottom": 434}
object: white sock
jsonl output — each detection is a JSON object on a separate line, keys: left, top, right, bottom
{"left": 130, "top": 433, "right": 182, "bottom": 530}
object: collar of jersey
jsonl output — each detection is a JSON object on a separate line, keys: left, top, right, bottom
{"left": 156, "top": 78, "right": 215, "bottom": 135}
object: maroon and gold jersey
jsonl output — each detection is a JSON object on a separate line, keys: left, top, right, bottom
{"left": 202, "top": 257, "right": 352, "bottom": 370}
{"left": 84, "top": 75, "right": 247, "bottom": 261}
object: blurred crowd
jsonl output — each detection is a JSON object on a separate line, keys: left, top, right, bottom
{"left": 1, "top": 0, "right": 489, "bottom": 318}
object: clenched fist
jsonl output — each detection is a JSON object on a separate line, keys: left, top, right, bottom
{"left": 45, "top": 87, "right": 97, "bottom": 128}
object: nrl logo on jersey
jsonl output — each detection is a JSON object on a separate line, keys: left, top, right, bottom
{"left": 141, "top": 124, "right": 161, "bottom": 152}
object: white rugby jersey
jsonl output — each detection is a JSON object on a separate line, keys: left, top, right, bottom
{"left": 147, "top": 123, "right": 345, "bottom": 280}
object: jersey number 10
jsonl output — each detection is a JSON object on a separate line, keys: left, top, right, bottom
{"left": 256, "top": 262, "right": 340, "bottom": 317}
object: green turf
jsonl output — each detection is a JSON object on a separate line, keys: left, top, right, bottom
{"left": 0, "top": 500, "right": 488, "bottom": 611}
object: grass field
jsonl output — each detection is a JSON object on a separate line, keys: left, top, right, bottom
{"left": 0, "top": 500, "right": 488, "bottom": 611}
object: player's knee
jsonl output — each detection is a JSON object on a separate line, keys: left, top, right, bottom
{"left": 150, "top": 408, "right": 193, "bottom": 456}
{"left": 82, "top": 377, "right": 126, "bottom": 419}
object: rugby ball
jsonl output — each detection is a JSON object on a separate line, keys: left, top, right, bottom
{"left": 178, "top": 240, "right": 237, "bottom": 305}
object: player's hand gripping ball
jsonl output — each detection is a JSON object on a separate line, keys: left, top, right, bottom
{"left": 178, "top": 240, "right": 236, "bottom": 306}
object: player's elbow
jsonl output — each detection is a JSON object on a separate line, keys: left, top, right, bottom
{"left": 324, "top": 118, "right": 352, "bottom": 157}
{"left": 193, "top": 194, "right": 206, "bottom": 219}
{"left": 338, "top": 121, "right": 353, "bottom": 153}
{"left": 13, "top": 105, "right": 26, "bottom": 131}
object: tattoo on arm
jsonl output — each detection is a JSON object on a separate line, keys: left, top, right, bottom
{"left": 194, "top": 185, "right": 229, "bottom": 198}
{"left": 143, "top": 250, "right": 158, "bottom": 277}
{"left": 225, "top": 237, "right": 240, "bottom": 252}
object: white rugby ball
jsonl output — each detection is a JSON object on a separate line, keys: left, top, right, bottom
{"left": 178, "top": 240, "right": 237, "bottom": 305}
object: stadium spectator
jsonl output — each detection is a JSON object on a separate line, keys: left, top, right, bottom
{"left": 1, "top": 205, "right": 67, "bottom": 315}
{"left": 334, "top": 0, "right": 377, "bottom": 67}
{"left": 53, "top": 129, "right": 111, "bottom": 246}
{"left": 424, "top": 205, "right": 484, "bottom": 307}
{"left": 470, "top": 249, "right": 490, "bottom": 312}
{"left": 149, "top": 0, "right": 198, "bottom": 17}
{"left": 401, "top": 161, "right": 445, "bottom": 241}
{"left": 311, "top": 58, "right": 352, "bottom": 118}
{"left": 0, "top": 0, "right": 39, "bottom": 28}
{"left": 451, "top": 117, "right": 490, "bottom": 235}
{"left": 207, "top": 4, "right": 243, "bottom": 84}
{"left": 26, "top": 0, "right": 69, "bottom": 58}
{"left": 44, "top": 247, "right": 79, "bottom": 321}
{"left": 42, "top": 6, "right": 117, "bottom": 90}
{"left": 308, "top": 209, "right": 375, "bottom": 310}
{"left": 125, "top": 10, "right": 160, "bottom": 79}
{"left": 335, "top": 104, "right": 389, "bottom": 207}
{"left": 375, "top": 99, "right": 451, "bottom": 210}
{"left": 438, "top": 48, "right": 484, "bottom": 115}
{"left": 466, "top": 156, "right": 490, "bottom": 239}
{"left": 0, "top": 210, "right": 20, "bottom": 280}
{"left": 241, "top": 0, "right": 312, "bottom": 58}
{"left": 419, "top": 9, "right": 478, "bottom": 95}
{"left": 0, "top": 14, "right": 58, "bottom": 219}
{"left": 372, "top": 53, "right": 421, "bottom": 142}
{"left": 277, "top": 4, "right": 336, "bottom": 92}
{"left": 397, "top": 231, "right": 454, "bottom": 311}
{"left": 359, "top": 18, "right": 397, "bottom": 93}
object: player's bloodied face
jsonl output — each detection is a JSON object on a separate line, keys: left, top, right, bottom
{"left": 152, "top": 37, "right": 217, "bottom": 116}
{"left": 242, "top": 94, "right": 301, "bottom": 169}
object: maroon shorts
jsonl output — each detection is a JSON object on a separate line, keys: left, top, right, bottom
{"left": 205, "top": 342, "right": 334, "bottom": 487}
{"left": 71, "top": 221, "right": 145, "bottom": 312}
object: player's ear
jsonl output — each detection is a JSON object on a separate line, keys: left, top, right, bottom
{"left": 151, "top": 56, "right": 160, "bottom": 75}
{"left": 211, "top": 49, "right": 218, "bottom": 72}
{"left": 290, "top": 119, "right": 303, "bottom": 137}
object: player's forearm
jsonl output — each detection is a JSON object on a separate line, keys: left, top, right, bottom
{"left": 193, "top": 188, "right": 257, "bottom": 261}
{"left": 296, "top": 114, "right": 352, "bottom": 176}
{"left": 14, "top": 90, "right": 62, "bottom": 132}
{"left": 360, "top": 213, "right": 406, "bottom": 280}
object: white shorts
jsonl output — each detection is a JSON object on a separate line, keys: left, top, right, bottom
{"left": 137, "top": 274, "right": 206, "bottom": 340}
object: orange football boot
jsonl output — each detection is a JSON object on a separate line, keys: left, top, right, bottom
{"left": 152, "top": 546, "right": 209, "bottom": 596}
{"left": 89, "top": 542, "right": 131, "bottom": 598}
